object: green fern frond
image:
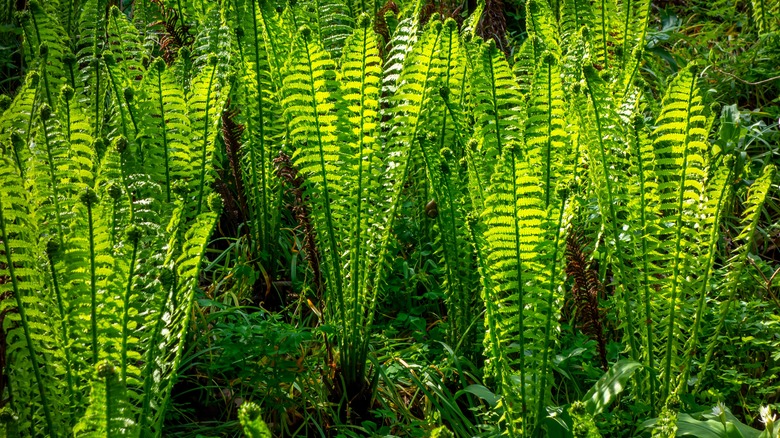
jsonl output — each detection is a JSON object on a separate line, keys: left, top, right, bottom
{"left": 230, "top": 0, "right": 288, "bottom": 258}
{"left": 751, "top": 0, "right": 780, "bottom": 35}
{"left": 106, "top": 6, "right": 147, "bottom": 82}
{"left": 60, "top": 87, "right": 97, "bottom": 191}
{"left": 525, "top": 52, "right": 571, "bottom": 207}
{"left": 470, "top": 39, "right": 524, "bottom": 183}
{"left": 73, "top": 362, "right": 138, "bottom": 438}
{"left": 154, "top": 209, "right": 219, "bottom": 433}
{"left": 137, "top": 59, "right": 193, "bottom": 203}
{"left": 648, "top": 67, "right": 711, "bottom": 401}
{"left": 0, "top": 155, "right": 63, "bottom": 437}
{"left": 381, "top": 15, "right": 419, "bottom": 98}
{"left": 580, "top": 65, "right": 640, "bottom": 360}
{"left": 283, "top": 24, "right": 348, "bottom": 350}
{"left": 339, "top": 14, "right": 384, "bottom": 347}
{"left": 313, "top": 0, "right": 355, "bottom": 58}
{"left": 512, "top": 37, "right": 540, "bottom": 99}
{"left": 697, "top": 164, "right": 776, "bottom": 392}
{"left": 526, "top": 0, "right": 560, "bottom": 55}
{"left": 20, "top": 1, "right": 71, "bottom": 98}
{"left": 188, "top": 57, "right": 230, "bottom": 216}
{"left": 416, "top": 19, "right": 478, "bottom": 351}
{"left": 0, "top": 72, "right": 39, "bottom": 175}
{"left": 559, "top": 0, "right": 595, "bottom": 45}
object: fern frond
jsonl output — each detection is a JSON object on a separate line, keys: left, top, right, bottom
{"left": 525, "top": 52, "right": 571, "bottom": 207}
{"left": 73, "top": 362, "right": 137, "bottom": 438}
{"left": 283, "top": 25, "right": 347, "bottom": 345}
{"left": 751, "top": 0, "right": 780, "bottom": 35}
{"left": 106, "top": 6, "right": 146, "bottom": 82}
{"left": 648, "top": 67, "right": 711, "bottom": 401}
{"left": 137, "top": 58, "right": 193, "bottom": 203}
{"left": 153, "top": 210, "right": 219, "bottom": 433}
{"left": 21, "top": 1, "right": 71, "bottom": 99}
{"left": 526, "top": 0, "right": 560, "bottom": 55}
{"left": 314, "top": 0, "right": 355, "bottom": 58}
{"left": 579, "top": 64, "right": 640, "bottom": 360}
{"left": 559, "top": 0, "right": 595, "bottom": 45}
{"left": 188, "top": 57, "right": 230, "bottom": 216}
{"left": 0, "top": 155, "right": 63, "bottom": 437}
{"left": 697, "top": 164, "right": 776, "bottom": 392}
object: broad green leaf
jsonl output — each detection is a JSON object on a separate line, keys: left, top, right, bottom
{"left": 583, "top": 360, "right": 642, "bottom": 416}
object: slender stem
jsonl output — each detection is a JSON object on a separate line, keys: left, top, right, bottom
{"left": 536, "top": 198, "right": 567, "bottom": 426}
{"left": 40, "top": 117, "right": 65, "bottom": 246}
{"left": 195, "top": 64, "right": 218, "bottom": 215}
{"left": 0, "top": 196, "right": 56, "bottom": 437}
{"left": 88, "top": 202, "right": 98, "bottom": 364}
{"left": 155, "top": 70, "right": 172, "bottom": 202}
{"left": 47, "top": 253, "right": 77, "bottom": 427}
{"left": 120, "top": 241, "right": 139, "bottom": 383}
{"left": 661, "top": 75, "right": 697, "bottom": 402}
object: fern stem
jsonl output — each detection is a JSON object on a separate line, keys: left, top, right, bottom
{"left": 0, "top": 196, "right": 57, "bottom": 437}
{"left": 87, "top": 201, "right": 99, "bottom": 364}
{"left": 47, "top": 252, "right": 77, "bottom": 427}
{"left": 535, "top": 199, "right": 567, "bottom": 428}
{"left": 600, "top": 0, "right": 609, "bottom": 69}
{"left": 249, "top": 0, "right": 269, "bottom": 256}
{"left": 660, "top": 74, "right": 697, "bottom": 402}
{"left": 93, "top": 57, "right": 102, "bottom": 138}
{"left": 543, "top": 62, "right": 553, "bottom": 207}
{"left": 583, "top": 71, "right": 640, "bottom": 362}
{"left": 195, "top": 63, "right": 218, "bottom": 216}
{"left": 40, "top": 117, "right": 65, "bottom": 246}
{"left": 120, "top": 240, "right": 139, "bottom": 383}
{"left": 155, "top": 69, "right": 172, "bottom": 202}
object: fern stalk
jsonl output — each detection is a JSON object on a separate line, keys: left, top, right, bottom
{"left": 659, "top": 73, "right": 698, "bottom": 402}
{"left": 535, "top": 198, "right": 568, "bottom": 426}
{"left": 120, "top": 238, "right": 139, "bottom": 383}
{"left": 0, "top": 194, "right": 56, "bottom": 437}
{"left": 248, "top": 0, "right": 270, "bottom": 256}
{"left": 39, "top": 115, "right": 66, "bottom": 245}
{"left": 582, "top": 68, "right": 640, "bottom": 361}
{"left": 47, "top": 250, "right": 77, "bottom": 426}
{"left": 195, "top": 63, "right": 219, "bottom": 215}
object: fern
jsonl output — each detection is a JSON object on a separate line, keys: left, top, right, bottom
{"left": 416, "top": 18, "right": 478, "bottom": 351}
{"left": 73, "top": 362, "right": 137, "bottom": 437}
{"left": 230, "top": 0, "right": 288, "bottom": 259}
{"left": 647, "top": 67, "right": 712, "bottom": 401}
{"left": 751, "top": 0, "right": 780, "bottom": 35}
{"left": 697, "top": 164, "right": 776, "bottom": 392}
{"left": 0, "top": 155, "right": 64, "bottom": 437}
{"left": 188, "top": 55, "right": 230, "bottom": 216}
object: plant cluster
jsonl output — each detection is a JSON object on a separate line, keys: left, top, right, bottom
{"left": 0, "top": 0, "right": 777, "bottom": 436}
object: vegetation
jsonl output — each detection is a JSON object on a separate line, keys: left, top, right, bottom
{"left": 0, "top": 0, "right": 778, "bottom": 436}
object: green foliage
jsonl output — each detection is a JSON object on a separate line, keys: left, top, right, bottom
{"left": 238, "top": 401, "right": 272, "bottom": 438}
{"left": 0, "top": 0, "right": 778, "bottom": 437}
